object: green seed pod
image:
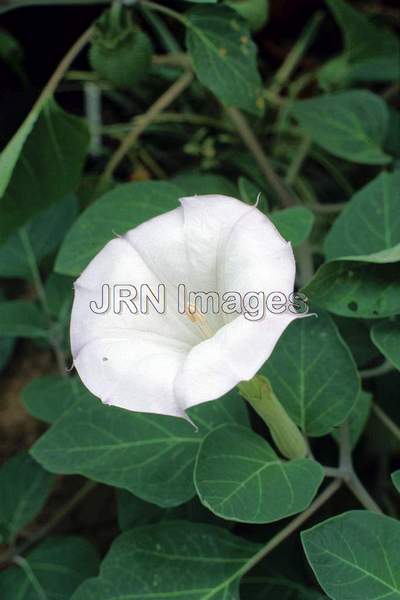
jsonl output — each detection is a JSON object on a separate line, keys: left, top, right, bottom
{"left": 225, "top": 0, "right": 269, "bottom": 32}
{"left": 89, "top": 4, "right": 153, "bottom": 89}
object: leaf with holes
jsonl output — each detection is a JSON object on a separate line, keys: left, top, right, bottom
{"left": 195, "top": 425, "right": 323, "bottom": 523}
{"left": 303, "top": 259, "right": 400, "bottom": 319}
{"left": 302, "top": 510, "right": 400, "bottom": 600}
{"left": 261, "top": 311, "right": 360, "bottom": 436}
{"left": 71, "top": 521, "right": 260, "bottom": 600}
{"left": 186, "top": 5, "right": 264, "bottom": 115}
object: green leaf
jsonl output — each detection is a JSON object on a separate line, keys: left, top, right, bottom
{"left": 22, "top": 375, "right": 89, "bottom": 423}
{"left": 172, "top": 172, "right": 237, "bottom": 196}
{"left": 371, "top": 321, "right": 400, "bottom": 371}
{"left": 0, "top": 536, "right": 99, "bottom": 600}
{"left": 333, "top": 390, "right": 372, "bottom": 449}
{"left": 303, "top": 261, "right": 400, "bottom": 319}
{"left": 238, "top": 176, "right": 268, "bottom": 210}
{"left": 0, "top": 98, "right": 88, "bottom": 243}
{"left": 71, "top": 521, "right": 260, "bottom": 600}
{"left": 269, "top": 207, "right": 315, "bottom": 247}
{"left": 31, "top": 391, "right": 249, "bottom": 507}
{"left": 320, "top": 0, "right": 400, "bottom": 85}
{"left": 0, "top": 452, "right": 54, "bottom": 542}
{"left": 0, "top": 301, "right": 48, "bottom": 338}
{"left": 302, "top": 510, "right": 400, "bottom": 600}
{"left": 291, "top": 91, "right": 390, "bottom": 164}
{"left": 325, "top": 172, "right": 400, "bottom": 260}
{"left": 0, "top": 194, "right": 78, "bottom": 279}
{"left": 261, "top": 312, "right": 360, "bottom": 436}
{"left": 55, "top": 181, "right": 181, "bottom": 276}
{"left": 185, "top": 5, "right": 264, "bottom": 115}
{"left": 392, "top": 471, "right": 400, "bottom": 493}
{"left": 195, "top": 424, "right": 323, "bottom": 523}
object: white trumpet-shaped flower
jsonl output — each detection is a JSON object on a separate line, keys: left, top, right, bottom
{"left": 70, "top": 194, "right": 298, "bottom": 418}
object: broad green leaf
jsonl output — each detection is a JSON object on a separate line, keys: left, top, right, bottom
{"left": 44, "top": 273, "right": 74, "bottom": 319}
{"left": 185, "top": 5, "right": 264, "bottom": 115}
{"left": 22, "top": 375, "right": 89, "bottom": 424}
{"left": 269, "top": 206, "right": 315, "bottom": 247}
{"left": 325, "top": 172, "right": 400, "bottom": 260}
{"left": 261, "top": 312, "right": 360, "bottom": 436}
{"left": 238, "top": 176, "right": 268, "bottom": 210}
{"left": 31, "top": 391, "right": 249, "bottom": 507}
{"left": 172, "top": 172, "right": 237, "bottom": 196}
{"left": 0, "top": 301, "right": 48, "bottom": 338}
{"left": 55, "top": 181, "right": 181, "bottom": 276}
{"left": 371, "top": 321, "right": 400, "bottom": 371}
{"left": 333, "top": 390, "right": 372, "bottom": 449}
{"left": 320, "top": 0, "right": 400, "bottom": 86}
{"left": 195, "top": 424, "right": 323, "bottom": 523}
{"left": 0, "top": 337, "right": 14, "bottom": 372}
{"left": 0, "top": 536, "right": 99, "bottom": 599}
{"left": 0, "top": 98, "right": 88, "bottom": 242}
{"left": 302, "top": 510, "right": 400, "bottom": 600}
{"left": 291, "top": 91, "right": 390, "bottom": 165}
{"left": 71, "top": 521, "right": 260, "bottom": 600}
{"left": 0, "top": 452, "right": 54, "bottom": 543}
{"left": 0, "top": 194, "right": 78, "bottom": 279}
{"left": 303, "top": 260, "right": 400, "bottom": 319}
{"left": 392, "top": 471, "right": 400, "bottom": 493}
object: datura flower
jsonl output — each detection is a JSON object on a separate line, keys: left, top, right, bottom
{"left": 71, "top": 194, "right": 298, "bottom": 419}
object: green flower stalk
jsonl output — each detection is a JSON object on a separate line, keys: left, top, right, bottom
{"left": 239, "top": 375, "right": 307, "bottom": 460}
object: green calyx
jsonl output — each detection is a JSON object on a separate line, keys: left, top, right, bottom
{"left": 89, "top": 3, "right": 153, "bottom": 89}
{"left": 238, "top": 375, "right": 308, "bottom": 460}
{"left": 224, "top": 0, "right": 269, "bottom": 32}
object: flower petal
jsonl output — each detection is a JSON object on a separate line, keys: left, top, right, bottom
{"left": 174, "top": 312, "right": 298, "bottom": 410}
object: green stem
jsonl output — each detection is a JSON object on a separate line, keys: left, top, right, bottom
{"left": 19, "top": 228, "right": 67, "bottom": 376}
{"left": 13, "top": 556, "right": 47, "bottom": 600}
{"left": 268, "top": 12, "right": 324, "bottom": 94}
{"left": 140, "top": 5, "right": 182, "bottom": 53}
{"left": 311, "top": 202, "right": 347, "bottom": 215}
{"left": 360, "top": 360, "right": 395, "bottom": 379}
{"left": 239, "top": 377, "right": 307, "bottom": 460}
{"left": 225, "top": 106, "right": 297, "bottom": 208}
{"left": 339, "top": 421, "right": 383, "bottom": 513}
{"left": 98, "top": 70, "right": 193, "bottom": 192}
{"left": 237, "top": 480, "right": 341, "bottom": 577}
{"left": 373, "top": 404, "right": 400, "bottom": 442}
{"left": 140, "top": 0, "right": 187, "bottom": 25}
{"left": 285, "top": 136, "right": 312, "bottom": 186}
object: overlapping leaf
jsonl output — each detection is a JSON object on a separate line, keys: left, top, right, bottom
{"left": 71, "top": 521, "right": 260, "bottom": 600}
{"left": 55, "top": 181, "right": 181, "bottom": 276}
{"left": 185, "top": 5, "right": 264, "bottom": 115}
{"left": 0, "top": 452, "right": 54, "bottom": 543}
{"left": 371, "top": 321, "right": 400, "bottom": 371}
{"left": 0, "top": 98, "right": 88, "bottom": 242}
{"left": 302, "top": 511, "right": 400, "bottom": 600}
{"left": 291, "top": 91, "right": 390, "bottom": 164}
{"left": 195, "top": 425, "right": 323, "bottom": 523}
{"left": 261, "top": 312, "right": 360, "bottom": 436}
{"left": 31, "top": 390, "right": 249, "bottom": 507}
{"left": 0, "top": 536, "right": 99, "bottom": 599}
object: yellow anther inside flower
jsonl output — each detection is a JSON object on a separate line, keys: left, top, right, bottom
{"left": 185, "top": 304, "right": 214, "bottom": 340}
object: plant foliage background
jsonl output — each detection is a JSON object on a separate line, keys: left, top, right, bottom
{"left": 0, "top": 0, "right": 399, "bottom": 598}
